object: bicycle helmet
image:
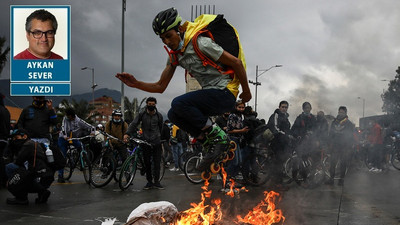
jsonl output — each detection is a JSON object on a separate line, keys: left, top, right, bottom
{"left": 112, "top": 109, "right": 123, "bottom": 117}
{"left": 152, "top": 7, "right": 182, "bottom": 35}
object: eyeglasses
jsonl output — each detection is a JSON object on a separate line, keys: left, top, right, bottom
{"left": 29, "top": 30, "right": 55, "bottom": 39}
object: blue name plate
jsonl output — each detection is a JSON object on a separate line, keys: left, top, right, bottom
{"left": 11, "top": 83, "right": 71, "bottom": 96}
{"left": 11, "top": 60, "right": 70, "bottom": 82}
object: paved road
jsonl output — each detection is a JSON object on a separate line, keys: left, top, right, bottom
{"left": 0, "top": 165, "right": 399, "bottom": 225}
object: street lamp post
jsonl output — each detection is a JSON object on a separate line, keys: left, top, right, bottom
{"left": 357, "top": 97, "right": 365, "bottom": 118}
{"left": 120, "top": 0, "right": 126, "bottom": 118}
{"left": 249, "top": 65, "right": 282, "bottom": 112}
{"left": 81, "top": 67, "right": 97, "bottom": 108}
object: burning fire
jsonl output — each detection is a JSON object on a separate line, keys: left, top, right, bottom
{"left": 174, "top": 180, "right": 222, "bottom": 225}
{"left": 174, "top": 167, "right": 284, "bottom": 225}
{"left": 236, "top": 191, "right": 285, "bottom": 224}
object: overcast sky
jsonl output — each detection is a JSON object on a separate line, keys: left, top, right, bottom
{"left": 1, "top": 0, "right": 400, "bottom": 125}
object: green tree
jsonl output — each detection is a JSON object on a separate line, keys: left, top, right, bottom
{"left": 382, "top": 66, "right": 400, "bottom": 115}
{"left": 0, "top": 36, "right": 10, "bottom": 75}
{"left": 123, "top": 96, "right": 146, "bottom": 123}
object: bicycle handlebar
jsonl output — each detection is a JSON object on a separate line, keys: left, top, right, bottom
{"left": 129, "top": 138, "right": 152, "bottom": 147}
{"left": 67, "top": 135, "right": 94, "bottom": 141}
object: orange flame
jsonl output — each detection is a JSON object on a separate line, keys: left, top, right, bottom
{"left": 236, "top": 191, "right": 285, "bottom": 224}
{"left": 174, "top": 167, "right": 283, "bottom": 224}
{"left": 174, "top": 180, "right": 222, "bottom": 225}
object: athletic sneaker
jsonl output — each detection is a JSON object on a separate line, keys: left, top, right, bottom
{"left": 143, "top": 182, "right": 153, "bottom": 190}
{"left": 6, "top": 197, "right": 29, "bottom": 205}
{"left": 153, "top": 182, "right": 165, "bottom": 190}
{"left": 169, "top": 167, "right": 179, "bottom": 172}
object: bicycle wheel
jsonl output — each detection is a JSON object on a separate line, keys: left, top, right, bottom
{"left": 113, "top": 150, "right": 124, "bottom": 183}
{"left": 178, "top": 151, "right": 193, "bottom": 171}
{"left": 243, "top": 153, "right": 272, "bottom": 186}
{"left": 90, "top": 153, "right": 116, "bottom": 188}
{"left": 184, "top": 155, "right": 204, "bottom": 184}
{"left": 322, "top": 155, "right": 348, "bottom": 179}
{"left": 119, "top": 155, "right": 138, "bottom": 190}
{"left": 282, "top": 156, "right": 294, "bottom": 184}
{"left": 391, "top": 149, "right": 400, "bottom": 170}
{"left": 81, "top": 151, "right": 91, "bottom": 184}
{"left": 62, "top": 155, "right": 74, "bottom": 180}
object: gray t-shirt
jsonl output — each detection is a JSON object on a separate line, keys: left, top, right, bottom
{"left": 169, "top": 36, "right": 232, "bottom": 90}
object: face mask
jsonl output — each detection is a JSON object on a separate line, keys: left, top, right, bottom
{"left": 113, "top": 119, "right": 121, "bottom": 123}
{"left": 176, "top": 39, "right": 184, "bottom": 50}
{"left": 9, "top": 139, "right": 26, "bottom": 151}
{"left": 32, "top": 100, "right": 45, "bottom": 108}
{"left": 147, "top": 105, "right": 156, "bottom": 112}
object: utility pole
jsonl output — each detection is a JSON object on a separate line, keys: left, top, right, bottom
{"left": 249, "top": 65, "right": 282, "bottom": 112}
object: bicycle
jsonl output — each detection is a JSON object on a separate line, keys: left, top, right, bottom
{"left": 89, "top": 133, "right": 124, "bottom": 188}
{"left": 178, "top": 141, "right": 202, "bottom": 171}
{"left": 118, "top": 138, "right": 165, "bottom": 190}
{"left": 62, "top": 135, "right": 94, "bottom": 184}
{"left": 183, "top": 141, "right": 236, "bottom": 184}
{"left": 240, "top": 145, "right": 274, "bottom": 186}
{"left": 283, "top": 136, "right": 326, "bottom": 188}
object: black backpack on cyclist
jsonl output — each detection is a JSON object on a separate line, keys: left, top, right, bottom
{"left": 40, "top": 143, "right": 67, "bottom": 171}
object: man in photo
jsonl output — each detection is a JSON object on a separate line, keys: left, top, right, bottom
{"left": 14, "top": 9, "right": 63, "bottom": 59}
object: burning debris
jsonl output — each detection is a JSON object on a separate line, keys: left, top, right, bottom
{"left": 236, "top": 191, "right": 285, "bottom": 225}
{"left": 123, "top": 179, "right": 284, "bottom": 225}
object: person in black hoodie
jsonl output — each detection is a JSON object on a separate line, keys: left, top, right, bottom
{"left": 325, "top": 106, "right": 355, "bottom": 186}
{"left": 0, "top": 93, "right": 11, "bottom": 187}
{"left": 267, "top": 100, "right": 291, "bottom": 189}
{"left": 290, "top": 102, "right": 317, "bottom": 185}
{"left": 5, "top": 129, "right": 54, "bottom": 205}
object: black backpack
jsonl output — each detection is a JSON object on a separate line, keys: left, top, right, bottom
{"left": 191, "top": 14, "right": 239, "bottom": 79}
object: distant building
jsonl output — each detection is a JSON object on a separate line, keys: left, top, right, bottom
{"left": 89, "top": 95, "right": 120, "bottom": 125}
{"left": 5, "top": 105, "right": 22, "bottom": 125}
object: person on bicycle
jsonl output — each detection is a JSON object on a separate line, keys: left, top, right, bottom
{"left": 290, "top": 102, "right": 317, "bottom": 185}
{"left": 116, "top": 7, "right": 251, "bottom": 148}
{"left": 105, "top": 109, "right": 129, "bottom": 165}
{"left": 325, "top": 106, "right": 355, "bottom": 186}
{"left": 57, "top": 108, "right": 94, "bottom": 183}
{"left": 124, "top": 97, "right": 164, "bottom": 190}
{"left": 267, "top": 100, "right": 292, "bottom": 190}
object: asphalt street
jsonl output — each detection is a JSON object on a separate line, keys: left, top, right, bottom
{"left": 0, "top": 164, "right": 399, "bottom": 225}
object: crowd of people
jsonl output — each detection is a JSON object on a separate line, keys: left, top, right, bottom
{"left": 1, "top": 7, "right": 396, "bottom": 207}
{"left": 0, "top": 92, "right": 397, "bottom": 206}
